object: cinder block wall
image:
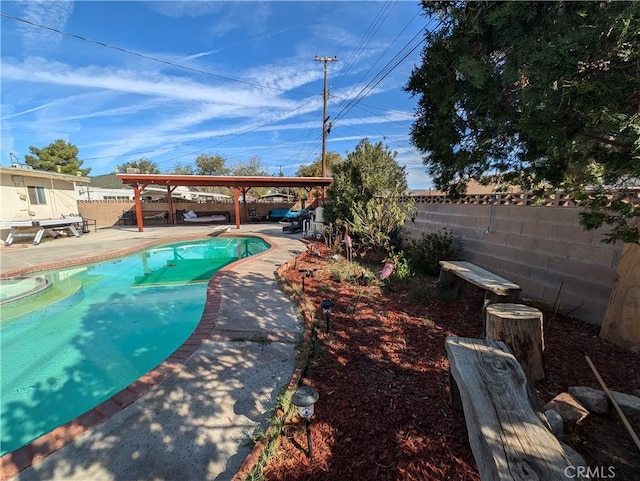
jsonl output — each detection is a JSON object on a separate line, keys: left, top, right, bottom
{"left": 403, "top": 202, "right": 623, "bottom": 326}
{"left": 78, "top": 200, "right": 135, "bottom": 228}
{"left": 77, "top": 201, "right": 295, "bottom": 228}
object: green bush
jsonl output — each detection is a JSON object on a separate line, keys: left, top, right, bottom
{"left": 387, "top": 250, "right": 412, "bottom": 283}
{"left": 405, "top": 228, "right": 461, "bottom": 276}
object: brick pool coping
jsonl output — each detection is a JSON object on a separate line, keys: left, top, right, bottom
{"left": 0, "top": 232, "right": 289, "bottom": 480}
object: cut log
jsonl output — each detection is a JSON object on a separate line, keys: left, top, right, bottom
{"left": 445, "top": 337, "right": 583, "bottom": 481}
{"left": 485, "top": 303, "right": 545, "bottom": 381}
{"left": 599, "top": 241, "right": 640, "bottom": 353}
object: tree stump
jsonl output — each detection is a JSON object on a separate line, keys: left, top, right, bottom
{"left": 485, "top": 303, "right": 545, "bottom": 381}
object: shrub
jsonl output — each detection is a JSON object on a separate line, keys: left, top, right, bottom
{"left": 405, "top": 228, "right": 461, "bottom": 276}
{"left": 386, "top": 250, "right": 412, "bottom": 283}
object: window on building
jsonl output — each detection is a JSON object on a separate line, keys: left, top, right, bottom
{"left": 27, "top": 186, "right": 47, "bottom": 205}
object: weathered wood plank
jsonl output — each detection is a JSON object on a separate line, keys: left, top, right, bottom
{"left": 445, "top": 336, "right": 583, "bottom": 481}
{"left": 439, "top": 261, "right": 521, "bottom": 297}
{"left": 599, "top": 241, "right": 640, "bottom": 353}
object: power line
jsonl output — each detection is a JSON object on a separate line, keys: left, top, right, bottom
{"left": 0, "top": 12, "right": 315, "bottom": 95}
{"left": 332, "top": 1, "right": 397, "bottom": 90}
{"left": 2, "top": 8, "right": 436, "bottom": 172}
{"left": 331, "top": 16, "right": 442, "bottom": 127}
{"left": 82, "top": 98, "right": 318, "bottom": 163}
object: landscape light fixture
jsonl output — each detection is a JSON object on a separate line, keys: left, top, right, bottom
{"left": 320, "top": 299, "right": 335, "bottom": 333}
{"left": 298, "top": 269, "right": 308, "bottom": 291}
{"left": 292, "top": 385, "right": 320, "bottom": 458}
{"left": 298, "top": 268, "right": 316, "bottom": 292}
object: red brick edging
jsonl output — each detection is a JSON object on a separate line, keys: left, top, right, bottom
{"left": 230, "top": 242, "right": 315, "bottom": 481}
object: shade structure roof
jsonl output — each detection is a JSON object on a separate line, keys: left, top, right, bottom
{"left": 115, "top": 173, "right": 333, "bottom": 232}
{"left": 116, "top": 174, "right": 333, "bottom": 190}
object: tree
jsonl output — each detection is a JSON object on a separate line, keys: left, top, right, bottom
{"left": 296, "top": 152, "right": 344, "bottom": 203}
{"left": 406, "top": 1, "right": 640, "bottom": 243}
{"left": 325, "top": 139, "right": 413, "bottom": 258}
{"left": 170, "top": 161, "right": 196, "bottom": 175}
{"left": 227, "top": 156, "right": 270, "bottom": 198}
{"left": 296, "top": 151, "right": 344, "bottom": 177}
{"left": 194, "top": 154, "right": 229, "bottom": 175}
{"left": 25, "top": 139, "right": 90, "bottom": 175}
{"left": 230, "top": 156, "right": 269, "bottom": 177}
{"left": 116, "top": 158, "right": 160, "bottom": 174}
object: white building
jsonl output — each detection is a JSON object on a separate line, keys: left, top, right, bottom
{"left": 1, "top": 164, "right": 90, "bottom": 221}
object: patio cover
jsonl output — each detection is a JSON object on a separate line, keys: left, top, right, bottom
{"left": 115, "top": 174, "right": 333, "bottom": 232}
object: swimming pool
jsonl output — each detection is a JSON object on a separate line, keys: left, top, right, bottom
{"left": 0, "top": 236, "right": 269, "bottom": 456}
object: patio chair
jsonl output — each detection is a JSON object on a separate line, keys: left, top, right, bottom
{"left": 248, "top": 208, "right": 260, "bottom": 222}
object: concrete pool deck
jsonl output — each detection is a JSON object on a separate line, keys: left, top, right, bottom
{"left": 0, "top": 223, "right": 309, "bottom": 481}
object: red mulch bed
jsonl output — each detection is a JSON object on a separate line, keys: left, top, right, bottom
{"left": 260, "top": 242, "right": 640, "bottom": 481}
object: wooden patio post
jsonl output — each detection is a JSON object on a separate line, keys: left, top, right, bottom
{"left": 232, "top": 187, "right": 241, "bottom": 229}
{"left": 133, "top": 185, "right": 144, "bottom": 232}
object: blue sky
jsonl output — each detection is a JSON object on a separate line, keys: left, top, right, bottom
{"left": 1, "top": 1, "right": 435, "bottom": 189}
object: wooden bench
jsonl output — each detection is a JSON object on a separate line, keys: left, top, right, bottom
{"left": 118, "top": 210, "right": 169, "bottom": 226}
{"left": 445, "top": 336, "right": 583, "bottom": 481}
{"left": 436, "top": 260, "right": 521, "bottom": 307}
{"left": 118, "top": 210, "right": 168, "bottom": 226}
{"left": 142, "top": 211, "right": 169, "bottom": 224}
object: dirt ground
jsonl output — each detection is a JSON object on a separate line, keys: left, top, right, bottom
{"left": 259, "top": 242, "right": 640, "bottom": 481}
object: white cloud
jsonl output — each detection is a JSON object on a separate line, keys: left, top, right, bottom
{"left": 20, "top": 1, "right": 74, "bottom": 55}
{"left": 2, "top": 58, "right": 299, "bottom": 110}
{"left": 144, "top": 1, "right": 224, "bottom": 18}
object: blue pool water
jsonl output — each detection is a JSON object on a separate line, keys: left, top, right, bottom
{"left": 0, "top": 236, "right": 269, "bottom": 456}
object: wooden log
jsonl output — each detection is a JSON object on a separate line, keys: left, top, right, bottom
{"left": 599, "top": 241, "right": 640, "bottom": 353}
{"left": 445, "top": 337, "right": 581, "bottom": 481}
{"left": 485, "top": 303, "right": 545, "bottom": 381}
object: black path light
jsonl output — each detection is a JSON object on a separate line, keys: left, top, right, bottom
{"left": 298, "top": 268, "right": 317, "bottom": 292}
{"left": 298, "top": 268, "right": 308, "bottom": 291}
{"left": 292, "top": 385, "right": 319, "bottom": 458}
{"left": 320, "top": 299, "right": 335, "bottom": 333}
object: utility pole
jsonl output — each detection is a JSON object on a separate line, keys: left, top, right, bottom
{"left": 314, "top": 56, "right": 338, "bottom": 180}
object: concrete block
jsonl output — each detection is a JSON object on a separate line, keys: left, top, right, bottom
{"left": 552, "top": 276, "right": 613, "bottom": 306}
{"left": 515, "top": 252, "right": 550, "bottom": 273}
{"left": 527, "top": 222, "right": 562, "bottom": 241}
{"left": 518, "top": 279, "right": 545, "bottom": 301}
{"left": 501, "top": 258, "right": 532, "bottom": 281}
{"left": 550, "top": 257, "right": 617, "bottom": 283}
{"left": 491, "top": 218, "right": 524, "bottom": 235}
{"left": 541, "top": 287, "right": 608, "bottom": 325}
{"left": 501, "top": 233, "right": 532, "bottom": 252}
{"left": 505, "top": 206, "right": 539, "bottom": 221}
{"left": 530, "top": 266, "right": 565, "bottom": 288}
{"left": 538, "top": 207, "right": 582, "bottom": 225}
